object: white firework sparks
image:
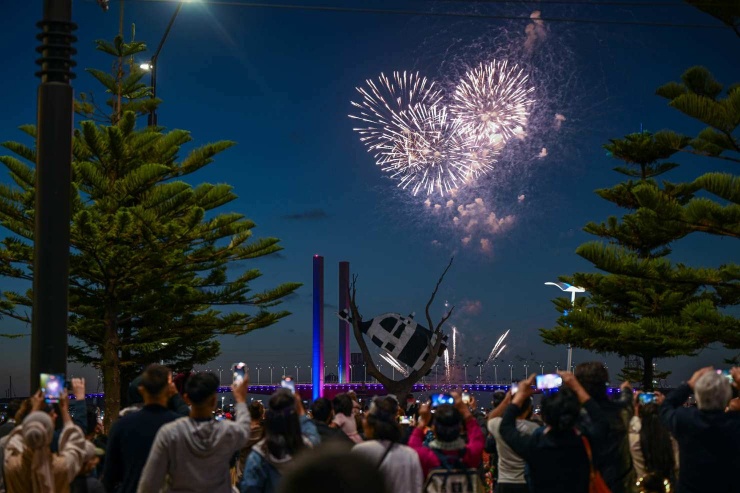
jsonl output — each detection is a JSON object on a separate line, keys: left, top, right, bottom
{"left": 451, "top": 326, "right": 458, "bottom": 362}
{"left": 350, "top": 71, "right": 442, "bottom": 159}
{"left": 384, "top": 104, "right": 477, "bottom": 196}
{"left": 380, "top": 352, "right": 409, "bottom": 377}
{"left": 450, "top": 60, "right": 534, "bottom": 147}
{"left": 486, "top": 329, "right": 510, "bottom": 364}
{"left": 350, "top": 72, "right": 486, "bottom": 197}
{"left": 444, "top": 348, "right": 450, "bottom": 379}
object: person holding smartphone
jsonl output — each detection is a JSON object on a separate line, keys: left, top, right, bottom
{"left": 3, "top": 388, "right": 87, "bottom": 492}
{"left": 486, "top": 389, "right": 538, "bottom": 493}
{"left": 498, "top": 372, "right": 608, "bottom": 493}
{"left": 137, "top": 371, "right": 252, "bottom": 493}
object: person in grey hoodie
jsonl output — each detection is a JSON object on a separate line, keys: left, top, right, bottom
{"left": 136, "top": 372, "right": 251, "bottom": 493}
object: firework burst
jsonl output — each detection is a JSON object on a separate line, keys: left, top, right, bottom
{"left": 350, "top": 71, "right": 442, "bottom": 155}
{"left": 387, "top": 104, "right": 477, "bottom": 196}
{"left": 450, "top": 60, "right": 534, "bottom": 147}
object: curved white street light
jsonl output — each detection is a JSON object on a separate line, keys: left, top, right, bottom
{"left": 545, "top": 281, "right": 586, "bottom": 372}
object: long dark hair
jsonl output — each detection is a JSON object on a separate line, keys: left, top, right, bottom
{"left": 541, "top": 387, "right": 580, "bottom": 433}
{"left": 639, "top": 404, "right": 675, "bottom": 480}
{"left": 263, "top": 390, "right": 306, "bottom": 459}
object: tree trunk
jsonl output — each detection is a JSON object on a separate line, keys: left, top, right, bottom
{"left": 102, "top": 317, "right": 121, "bottom": 431}
{"left": 383, "top": 381, "right": 415, "bottom": 410}
{"left": 642, "top": 355, "right": 654, "bottom": 391}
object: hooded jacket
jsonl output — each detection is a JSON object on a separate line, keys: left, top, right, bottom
{"left": 3, "top": 414, "right": 86, "bottom": 493}
{"left": 136, "top": 402, "right": 251, "bottom": 493}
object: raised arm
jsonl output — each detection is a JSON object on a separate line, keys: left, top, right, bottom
{"left": 660, "top": 367, "right": 712, "bottom": 433}
{"left": 54, "top": 391, "right": 87, "bottom": 483}
{"left": 499, "top": 374, "right": 537, "bottom": 460}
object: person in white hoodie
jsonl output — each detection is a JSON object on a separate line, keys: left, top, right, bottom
{"left": 137, "top": 372, "right": 251, "bottom": 493}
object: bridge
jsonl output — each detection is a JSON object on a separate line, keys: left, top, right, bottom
{"left": 80, "top": 382, "right": 626, "bottom": 402}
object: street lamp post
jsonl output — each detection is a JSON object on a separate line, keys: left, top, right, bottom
{"left": 257, "top": 367, "right": 261, "bottom": 385}
{"left": 509, "top": 364, "right": 514, "bottom": 382}
{"left": 464, "top": 365, "right": 468, "bottom": 384}
{"left": 269, "top": 366, "right": 274, "bottom": 384}
{"left": 31, "top": 0, "right": 76, "bottom": 391}
{"left": 142, "top": 1, "right": 184, "bottom": 127}
{"left": 295, "top": 366, "right": 300, "bottom": 383}
{"left": 545, "top": 282, "right": 586, "bottom": 375}
{"left": 524, "top": 364, "right": 529, "bottom": 378}
{"left": 494, "top": 365, "right": 498, "bottom": 385}
{"left": 363, "top": 364, "right": 367, "bottom": 383}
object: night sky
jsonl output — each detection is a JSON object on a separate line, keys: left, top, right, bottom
{"left": 0, "top": 0, "right": 738, "bottom": 394}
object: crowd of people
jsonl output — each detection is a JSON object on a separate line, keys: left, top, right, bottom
{"left": 0, "top": 362, "right": 738, "bottom": 493}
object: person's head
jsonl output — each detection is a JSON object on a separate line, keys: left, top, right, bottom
{"left": 694, "top": 371, "right": 732, "bottom": 411}
{"left": 311, "top": 398, "right": 334, "bottom": 424}
{"left": 264, "top": 389, "right": 305, "bottom": 459}
{"left": 138, "top": 364, "right": 172, "bottom": 404}
{"left": 575, "top": 362, "right": 609, "bottom": 401}
{"left": 249, "top": 401, "right": 265, "bottom": 422}
{"left": 432, "top": 404, "right": 463, "bottom": 442}
{"left": 332, "top": 393, "right": 354, "bottom": 417}
{"left": 492, "top": 390, "right": 506, "bottom": 409}
{"left": 540, "top": 387, "right": 581, "bottom": 433}
{"left": 184, "top": 372, "right": 219, "bottom": 410}
{"left": 638, "top": 404, "right": 675, "bottom": 479}
{"left": 278, "top": 442, "right": 388, "bottom": 493}
{"left": 22, "top": 411, "right": 54, "bottom": 450}
{"left": 364, "top": 397, "right": 401, "bottom": 443}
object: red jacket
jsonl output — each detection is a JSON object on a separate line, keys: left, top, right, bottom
{"left": 408, "top": 415, "right": 485, "bottom": 478}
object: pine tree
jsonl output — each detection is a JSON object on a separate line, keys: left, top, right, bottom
{"left": 0, "top": 34, "right": 300, "bottom": 427}
{"left": 539, "top": 132, "right": 737, "bottom": 389}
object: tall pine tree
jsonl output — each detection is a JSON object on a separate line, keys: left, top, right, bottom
{"left": 0, "top": 34, "right": 300, "bottom": 427}
{"left": 540, "top": 132, "right": 736, "bottom": 389}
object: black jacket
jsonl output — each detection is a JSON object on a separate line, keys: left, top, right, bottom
{"left": 103, "top": 404, "right": 181, "bottom": 493}
{"left": 313, "top": 420, "right": 353, "bottom": 444}
{"left": 499, "top": 399, "right": 607, "bottom": 493}
{"left": 576, "top": 391, "right": 634, "bottom": 493}
{"left": 660, "top": 383, "right": 740, "bottom": 493}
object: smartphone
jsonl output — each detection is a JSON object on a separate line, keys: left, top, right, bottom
{"left": 40, "top": 373, "right": 65, "bottom": 404}
{"left": 536, "top": 374, "right": 563, "bottom": 390}
{"left": 510, "top": 383, "right": 519, "bottom": 395}
{"left": 717, "top": 369, "right": 734, "bottom": 384}
{"left": 232, "top": 362, "right": 246, "bottom": 386}
{"left": 430, "top": 393, "right": 454, "bottom": 408}
{"left": 398, "top": 415, "right": 413, "bottom": 425}
{"left": 281, "top": 376, "right": 295, "bottom": 394}
{"left": 638, "top": 392, "right": 656, "bottom": 405}
{"left": 461, "top": 391, "right": 471, "bottom": 404}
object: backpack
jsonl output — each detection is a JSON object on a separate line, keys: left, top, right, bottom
{"left": 424, "top": 449, "right": 485, "bottom": 493}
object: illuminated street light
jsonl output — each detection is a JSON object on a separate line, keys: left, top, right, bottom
{"left": 545, "top": 281, "right": 586, "bottom": 373}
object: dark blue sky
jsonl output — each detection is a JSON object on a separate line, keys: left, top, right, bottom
{"left": 1, "top": 0, "right": 738, "bottom": 393}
